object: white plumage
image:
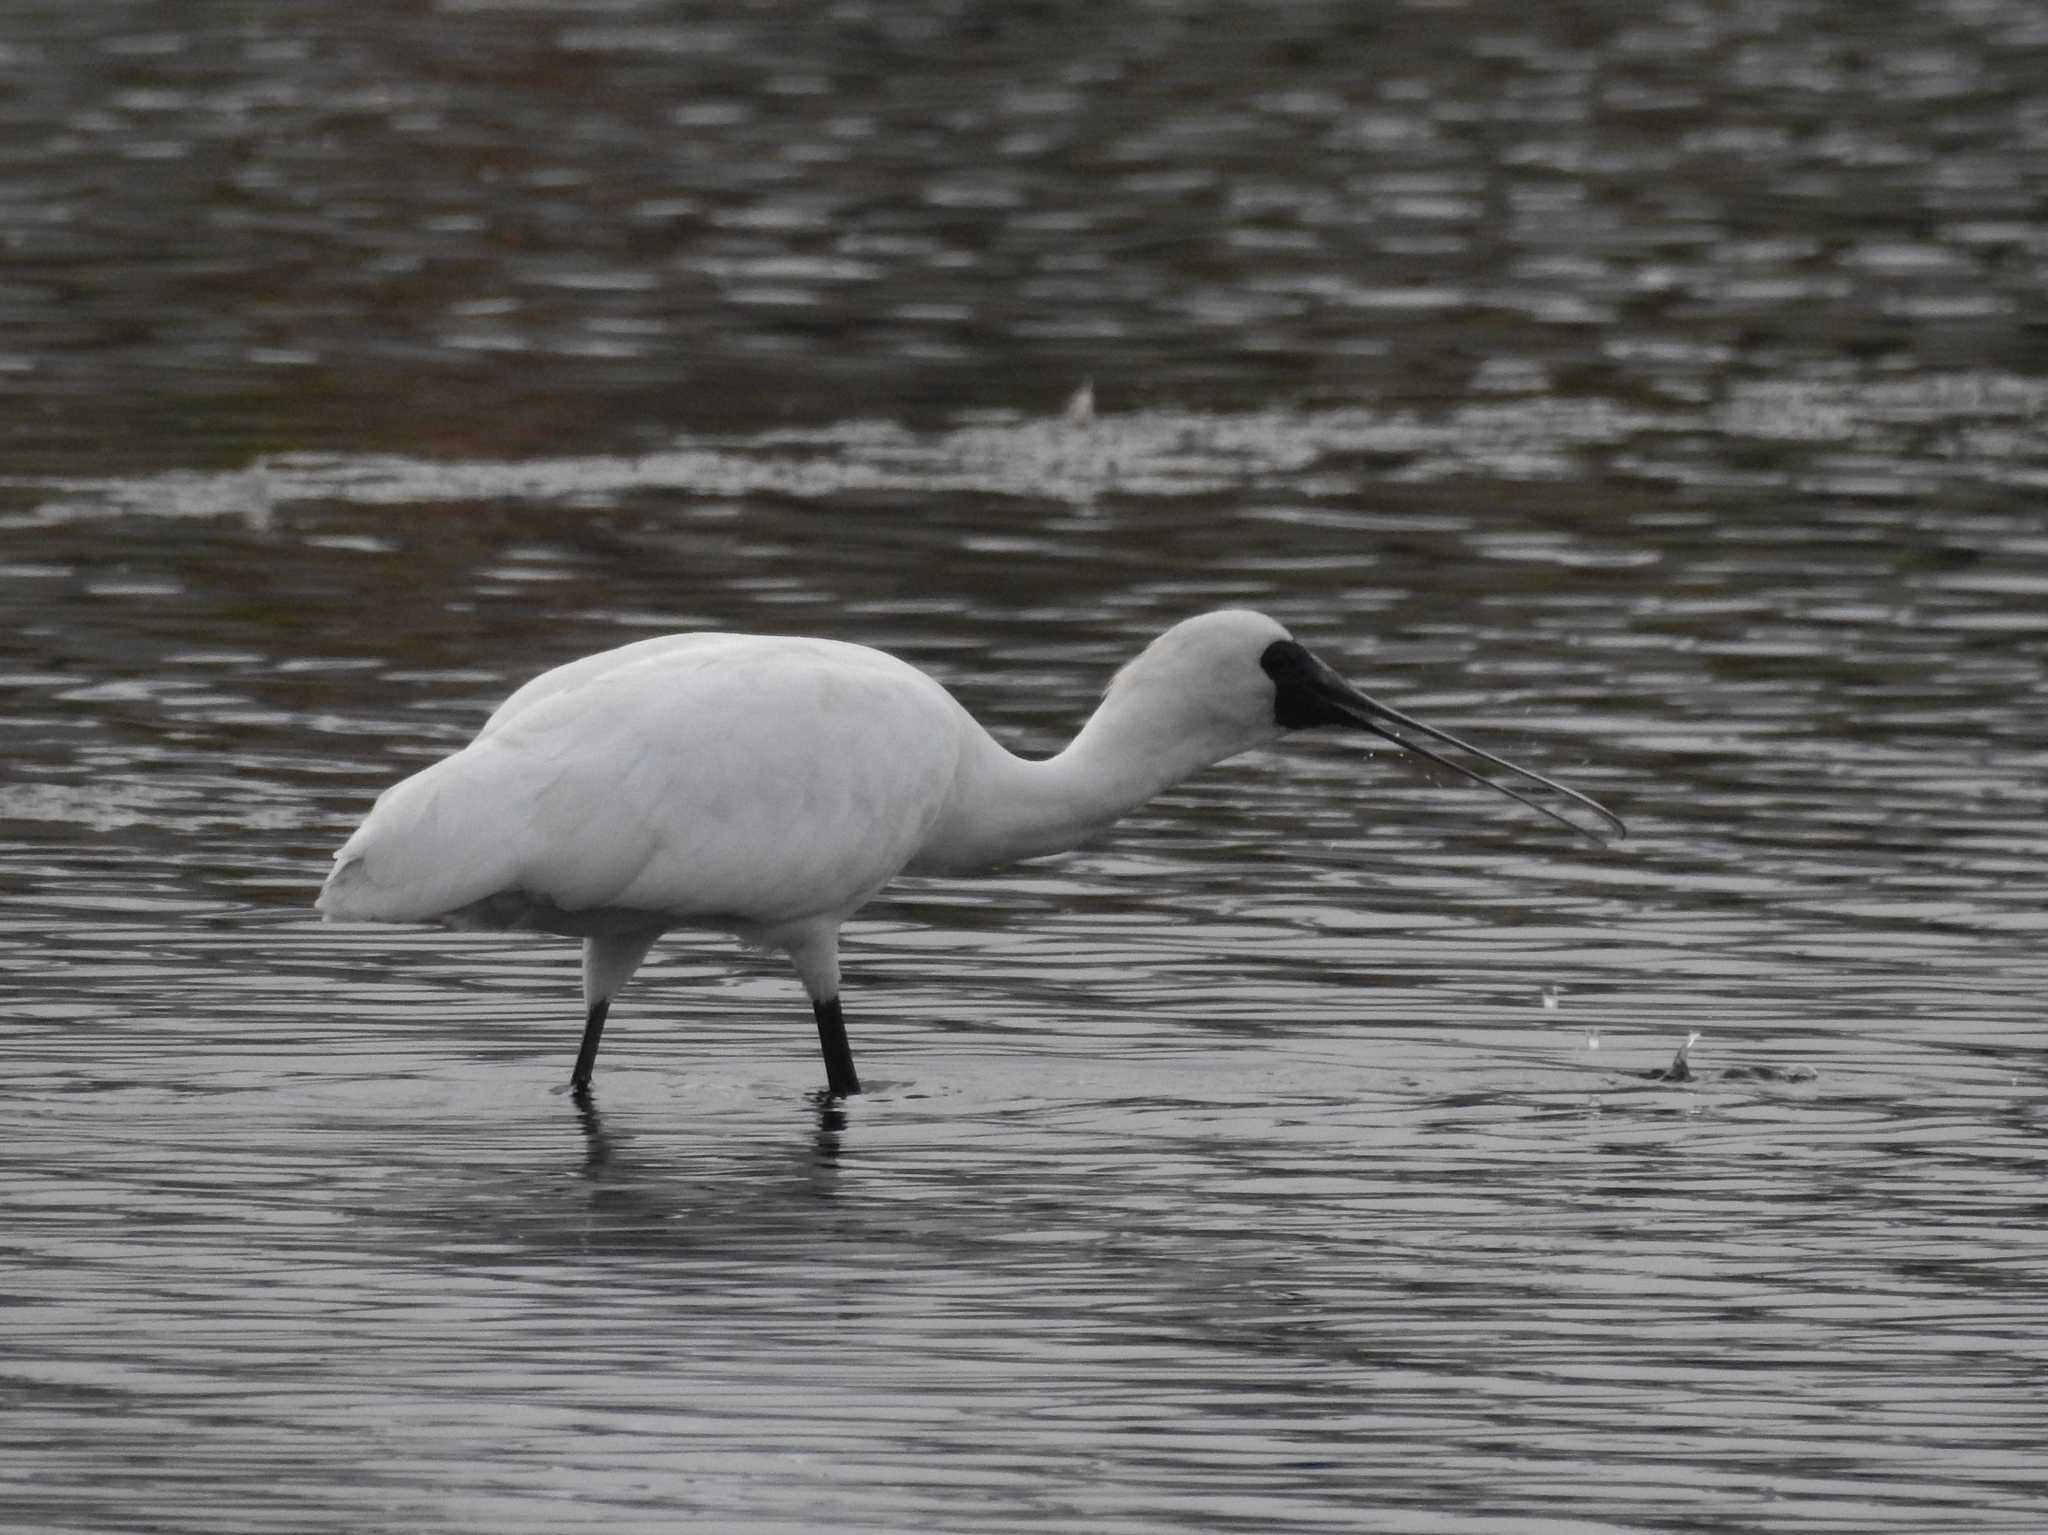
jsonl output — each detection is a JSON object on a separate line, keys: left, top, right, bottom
{"left": 318, "top": 609, "right": 1621, "bottom": 1096}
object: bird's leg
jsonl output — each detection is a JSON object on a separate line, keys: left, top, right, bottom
{"left": 570, "top": 997, "right": 610, "bottom": 1095}
{"left": 571, "top": 926, "right": 662, "bottom": 1096}
{"left": 785, "top": 926, "right": 858, "bottom": 1097}
{"left": 812, "top": 997, "right": 862, "bottom": 1097}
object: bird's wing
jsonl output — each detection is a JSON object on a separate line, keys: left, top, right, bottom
{"left": 320, "top": 637, "right": 967, "bottom": 931}
{"left": 475, "top": 632, "right": 744, "bottom": 740}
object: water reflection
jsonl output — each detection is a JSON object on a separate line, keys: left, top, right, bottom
{"left": 573, "top": 1086, "right": 612, "bottom": 1170}
{"left": 575, "top": 1086, "right": 843, "bottom": 1186}
{"left": 21, "top": 370, "right": 2048, "bottom": 525}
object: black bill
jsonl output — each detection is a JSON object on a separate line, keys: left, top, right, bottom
{"left": 1262, "top": 639, "right": 1626, "bottom": 845}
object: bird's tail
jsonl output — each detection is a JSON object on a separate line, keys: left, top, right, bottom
{"left": 314, "top": 851, "right": 375, "bottom": 920}
{"left": 315, "top": 749, "right": 527, "bottom": 924}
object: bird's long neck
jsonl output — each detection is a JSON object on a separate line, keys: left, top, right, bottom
{"left": 913, "top": 690, "right": 1266, "bottom": 874}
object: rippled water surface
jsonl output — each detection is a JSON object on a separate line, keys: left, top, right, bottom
{"left": 6, "top": 3, "right": 2048, "bottom": 1531}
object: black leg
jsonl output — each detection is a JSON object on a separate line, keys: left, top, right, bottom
{"left": 571, "top": 997, "right": 610, "bottom": 1094}
{"left": 812, "top": 996, "right": 862, "bottom": 1097}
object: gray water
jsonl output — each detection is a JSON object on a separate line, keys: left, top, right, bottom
{"left": 5, "top": 3, "right": 2048, "bottom": 1531}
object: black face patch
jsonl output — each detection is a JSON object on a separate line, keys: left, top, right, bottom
{"left": 1260, "top": 639, "right": 1354, "bottom": 729}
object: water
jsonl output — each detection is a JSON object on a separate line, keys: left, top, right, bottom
{"left": 5, "top": 2, "right": 2048, "bottom": 1530}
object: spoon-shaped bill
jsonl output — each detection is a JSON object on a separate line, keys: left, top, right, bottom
{"left": 1335, "top": 686, "right": 1626, "bottom": 844}
{"left": 1266, "top": 641, "right": 1626, "bottom": 845}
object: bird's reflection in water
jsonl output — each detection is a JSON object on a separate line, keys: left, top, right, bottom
{"left": 565, "top": 1083, "right": 851, "bottom": 1202}
{"left": 573, "top": 1086, "right": 613, "bottom": 1171}
{"left": 809, "top": 1090, "right": 848, "bottom": 1163}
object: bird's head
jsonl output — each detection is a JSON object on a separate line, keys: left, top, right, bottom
{"left": 1108, "top": 609, "right": 1624, "bottom": 844}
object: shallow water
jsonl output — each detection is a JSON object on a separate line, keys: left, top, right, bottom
{"left": 6, "top": 2, "right": 2048, "bottom": 1531}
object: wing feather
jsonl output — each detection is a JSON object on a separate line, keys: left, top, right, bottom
{"left": 318, "top": 635, "right": 967, "bottom": 931}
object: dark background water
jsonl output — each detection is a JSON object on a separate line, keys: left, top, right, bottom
{"left": 4, "top": 3, "right": 2047, "bottom": 1531}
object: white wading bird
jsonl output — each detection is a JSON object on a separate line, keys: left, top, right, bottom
{"left": 318, "top": 610, "right": 1622, "bottom": 1097}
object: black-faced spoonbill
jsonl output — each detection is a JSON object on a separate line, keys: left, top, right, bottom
{"left": 317, "top": 610, "right": 1623, "bottom": 1098}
